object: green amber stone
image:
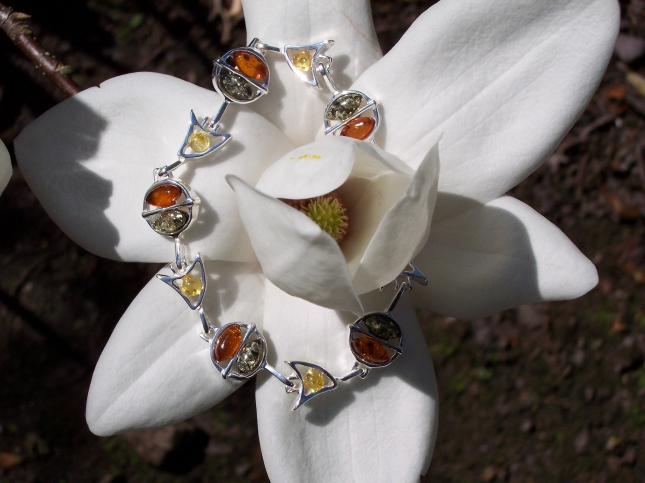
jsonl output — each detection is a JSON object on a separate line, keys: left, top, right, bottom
{"left": 219, "top": 71, "right": 254, "bottom": 100}
{"left": 326, "top": 93, "right": 363, "bottom": 121}
{"left": 236, "top": 339, "right": 264, "bottom": 374}
{"left": 364, "top": 314, "right": 401, "bottom": 340}
{"left": 151, "top": 210, "right": 189, "bottom": 235}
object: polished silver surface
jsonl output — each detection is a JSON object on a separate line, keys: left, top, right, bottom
{"left": 348, "top": 311, "right": 404, "bottom": 369}
{"left": 323, "top": 89, "right": 380, "bottom": 143}
{"left": 282, "top": 40, "right": 334, "bottom": 89}
{"left": 264, "top": 363, "right": 294, "bottom": 387}
{"left": 285, "top": 361, "right": 339, "bottom": 411}
{"left": 156, "top": 253, "right": 207, "bottom": 310}
{"left": 208, "top": 323, "right": 268, "bottom": 380}
{"left": 141, "top": 178, "right": 199, "bottom": 237}
{"left": 142, "top": 35, "right": 430, "bottom": 411}
{"left": 212, "top": 45, "right": 270, "bottom": 104}
{"left": 280, "top": 39, "right": 381, "bottom": 143}
{"left": 178, "top": 110, "right": 231, "bottom": 159}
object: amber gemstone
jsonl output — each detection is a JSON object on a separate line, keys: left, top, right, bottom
{"left": 292, "top": 49, "right": 313, "bottom": 71}
{"left": 188, "top": 131, "right": 210, "bottom": 153}
{"left": 180, "top": 273, "right": 203, "bottom": 297}
{"left": 340, "top": 116, "right": 376, "bottom": 140}
{"left": 151, "top": 210, "right": 189, "bottom": 235}
{"left": 364, "top": 314, "right": 401, "bottom": 340}
{"left": 232, "top": 51, "right": 269, "bottom": 82}
{"left": 326, "top": 93, "right": 363, "bottom": 121}
{"left": 213, "top": 324, "right": 243, "bottom": 362}
{"left": 219, "top": 71, "right": 254, "bottom": 100}
{"left": 237, "top": 339, "right": 264, "bottom": 374}
{"left": 350, "top": 335, "right": 391, "bottom": 365}
{"left": 303, "top": 368, "right": 328, "bottom": 396}
{"left": 146, "top": 183, "right": 183, "bottom": 208}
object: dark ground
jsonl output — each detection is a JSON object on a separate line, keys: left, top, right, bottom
{"left": 1, "top": 1, "right": 645, "bottom": 482}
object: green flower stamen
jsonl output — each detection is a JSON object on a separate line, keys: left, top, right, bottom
{"left": 300, "top": 193, "right": 349, "bottom": 242}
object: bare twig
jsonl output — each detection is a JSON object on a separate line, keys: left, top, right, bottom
{"left": 0, "top": 2, "right": 80, "bottom": 97}
{"left": 208, "top": 0, "right": 243, "bottom": 44}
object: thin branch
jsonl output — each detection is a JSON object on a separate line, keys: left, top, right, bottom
{"left": 0, "top": 2, "right": 80, "bottom": 97}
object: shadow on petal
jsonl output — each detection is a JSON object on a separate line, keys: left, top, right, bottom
{"left": 16, "top": 99, "right": 120, "bottom": 258}
{"left": 414, "top": 193, "right": 578, "bottom": 319}
{"left": 303, "top": 303, "right": 437, "bottom": 427}
{"left": 256, "top": 283, "right": 438, "bottom": 483}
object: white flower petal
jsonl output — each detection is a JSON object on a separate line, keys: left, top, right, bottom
{"left": 353, "top": 0, "right": 619, "bottom": 203}
{"left": 256, "top": 282, "right": 438, "bottom": 483}
{"left": 413, "top": 195, "right": 598, "bottom": 319}
{"left": 86, "top": 260, "right": 264, "bottom": 436}
{"left": 15, "top": 72, "right": 292, "bottom": 263}
{"left": 256, "top": 136, "right": 412, "bottom": 200}
{"left": 243, "top": 0, "right": 382, "bottom": 146}
{"left": 0, "top": 140, "right": 11, "bottom": 195}
{"left": 352, "top": 140, "right": 440, "bottom": 293}
{"left": 227, "top": 175, "right": 363, "bottom": 315}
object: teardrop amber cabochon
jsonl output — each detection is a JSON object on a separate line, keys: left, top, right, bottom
{"left": 145, "top": 183, "right": 183, "bottom": 208}
{"left": 340, "top": 116, "right": 376, "bottom": 140}
{"left": 350, "top": 335, "right": 393, "bottom": 366}
{"left": 232, "top": 50, "right": 269, "bottom": 82}
{"left": 213, "top": 324, "right": 243, "bottom": 362}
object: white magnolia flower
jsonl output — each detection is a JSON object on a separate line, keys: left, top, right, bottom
{"left": 14, "top": 1, "right": 618, "bottom": 482}
{"left": 0, "top": 140, "right": 11, "bottom": 195}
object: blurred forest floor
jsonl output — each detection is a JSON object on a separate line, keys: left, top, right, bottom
{"left": 1, "top": 0, "right": 645, "bottom": 482}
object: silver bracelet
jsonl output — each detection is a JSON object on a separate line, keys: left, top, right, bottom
{"left": 141, "top": 38, "right": 425, "bottom": 410}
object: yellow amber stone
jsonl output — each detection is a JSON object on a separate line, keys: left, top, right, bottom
{"left": 188, "top": 131, "right": 210, "bottom": 152}
{"left": 180, "top": 273, "right": 203, "bottom": 297}
{"left": 303, "top": 368, "right": 326, "bottom": 395}
{"left": 292, "top": 49, "right": 313, "bottom": 71}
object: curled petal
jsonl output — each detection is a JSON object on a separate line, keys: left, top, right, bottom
{"left": 16, "top": 72, "right": 292, "bottom": 263}
{"left": 413, "top": 195, "right": 598, "bottom": 319}
{"left": 352, "top": 139, "right": 440, "bottom": 293}
{"left": 256, "top": 136, "right": 412, "bottom": 200}
{"left": 353, "top": 0, "right": 619, "bottom": 204}
{"left": 227, "top": 175, "right": 363, "bottom": 315}
{"left": 243, "top": 0, "right": 382, "bottom": 146}
{"left": 0, "top": 140, "right": 11, "bottom": 195}
{"left": 256, "top": 282, "right": 438, "bottom": 483}
{"left": 86, "top": 261, "right": 264, "bottom": 435}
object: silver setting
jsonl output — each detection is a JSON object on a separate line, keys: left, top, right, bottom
{"left": 348, "top": 262, "right": 427, "bottom": 368}
{"left": 141, "top": 33, "right": 430, "bottom": 411}
{"left": 336, "top": 362, "right": 370, "bottom": 381}
{"left": 212, "top": 46, "right": 269, "bottom": 104}
{"left": 285, "top": 361, "right": 338, "bottom": 410}
{"left": 280, "top": 38, "right": 381, "bottom": 143}
{"left": 400, "top": 261, "right": 428, "bottom": 288}
{"left": 208, "top": 323, "right": 267, "bottom": 380}
{"left": 248, "top": 38, "right": 281, "bottom": 54}
{"left": 283, "top": 40, "right": 334, "bottom": 89}
{"left": 323, "top": 89, "right": 379, "bottom": 142}
{"left": 348, "top": 311, "right": 403, "bottom": 369}
{"left": 178, "top": 110, "right": 231, "bottom": 159}
{"left": 156, "top": 253, "right": 207, "bottom": 310}
{"left": 141, "top": 178, "right": 200, "bottom": 237}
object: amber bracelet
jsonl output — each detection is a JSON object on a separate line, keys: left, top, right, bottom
{"left": 141, "top": 39, "right": 423, "bottom": 410}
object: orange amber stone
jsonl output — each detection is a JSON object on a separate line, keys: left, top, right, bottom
{"left": 213, "top": 324, "right": 243, "bottom": 362}
{"left": 146, "top": 184, "right": 183, "bottom": 208}
{"left": 350, "top": 335, "right": 391, "bottom": 365}
{"left": 340, "top": 116, "right": 376, "bottom": 141}
{"left": 232, "top": 51, "right": 269, "bottom": 82}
